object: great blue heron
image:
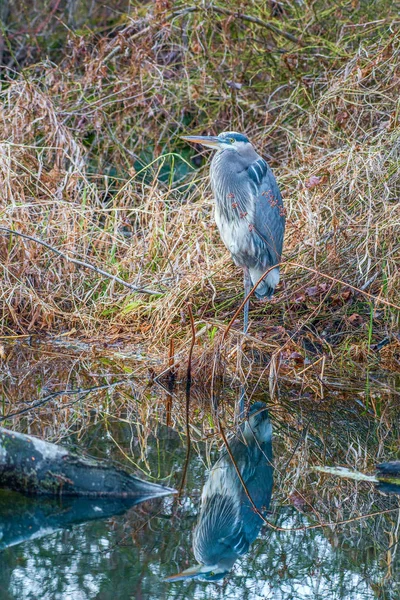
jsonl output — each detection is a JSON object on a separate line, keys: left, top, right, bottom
{"left": 181, "top": 132, "right": 285, "bottom": 333}
{"left": 166, "top": 402, "right": 273, "bottom": 582}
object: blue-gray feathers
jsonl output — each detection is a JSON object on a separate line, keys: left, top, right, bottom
{"left": 210, "top": 139, "right": 285, "bottom": 299}
{"left": 193, "top": 403, "right": 273, "bottom": 572}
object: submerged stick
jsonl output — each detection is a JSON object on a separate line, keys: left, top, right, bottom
{"left": 0, "top": 378, "right": 131, "bottom": 423}
{"left": 314, "top": 463, "right": 400, "bottom": 487}
{"left": 314, "top": 466, "right": 378, "bottom": 483}
{"left": 178, "top": 303, "right": 196, "bottom": 498}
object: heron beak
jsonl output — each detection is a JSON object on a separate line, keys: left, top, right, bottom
{"left": 181, "top": 135, "right": 221, "bottom": 149}
{"left": 164, "top": 564, "right": 207, "bottom": 582}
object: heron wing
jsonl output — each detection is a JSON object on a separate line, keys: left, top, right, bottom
{"left": 240, "top": 446, "right": 274, "bottom": 525}
{"left": 194, "top": 443, "right": 273, "bottom": 566}
{"left": 193, "top": 493, "right": 251, "bottom": 565}
{"left": 214, "top": 433, "right": 274, "bottom": 530}
{"left": 247, "top": 157, "right": 285, "bottom": 266}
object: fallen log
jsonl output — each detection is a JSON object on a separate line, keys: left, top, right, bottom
{"left": 0, "top": 427, "right": 175, "bottom": 498}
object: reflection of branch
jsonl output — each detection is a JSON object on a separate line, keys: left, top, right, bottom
{"left": 0, "top": 378, "right": 132, "bottom": 423}
{"left": 0, "top": 227, "right": 162, "bottom": 296}
{"left": 178, "top": 303, "right": 196, "bottom": 497}
{"left": 218, "top": 417, "right": 400, "bottom": 532}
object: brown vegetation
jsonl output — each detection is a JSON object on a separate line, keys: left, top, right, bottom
{"left": 0, "top": 1, "right": 399, "bottom": 381}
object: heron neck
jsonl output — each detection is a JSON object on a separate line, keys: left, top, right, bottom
{"left": 210, "top": 150, "right": 250, "bottom": 216}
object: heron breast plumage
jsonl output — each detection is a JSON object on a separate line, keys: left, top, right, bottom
{"left": 210, "top": 148, "right": 285, "bottom": 298}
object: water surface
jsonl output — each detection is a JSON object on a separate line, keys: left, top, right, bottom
{"left": 0, "top": 341, "right": 399, "bottom": 599}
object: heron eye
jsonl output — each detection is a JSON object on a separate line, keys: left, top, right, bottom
{"left": 229, "top": 138, "right": 235, "bottom": 144}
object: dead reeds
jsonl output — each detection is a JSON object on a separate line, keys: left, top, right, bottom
{"left": 0, "top": 1, "right": 399, "bottom": 379}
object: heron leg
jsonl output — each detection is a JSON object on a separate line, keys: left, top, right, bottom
{"left": 243, "top": 267, "right": 251, "bottom": 334}
{"left": 235, "top": 268, "right": 251, "bottom": 425}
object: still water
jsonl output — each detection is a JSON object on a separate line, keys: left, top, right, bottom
{"left": 0, "top": 343, "right": 399, "bottom": 599}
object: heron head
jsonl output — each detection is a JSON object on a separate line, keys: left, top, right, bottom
{"left": 181, "top": 131, "right": 251, "bottom": 153}
{"left": 165, "top": 563, "right": 229, "bottom": 582}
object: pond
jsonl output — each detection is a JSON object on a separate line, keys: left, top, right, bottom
{"left": 0, "top": 340, "right": 399, "bottom": 599}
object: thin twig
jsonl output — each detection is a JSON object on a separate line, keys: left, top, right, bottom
{"left": 223, "top": 261, "right": 400, "bottom": 341}
{"left": 0, "top": 227, "right": 162, "bottom": 296}
{"left": 171, "top": 6, "right": 301, "bottom": 45}
{"left": 286, "top": 261, "right": 399, "bottom": 310}
{"left": 223, "top": 264, "right": 277, "bottom": 341}
{"left": 103, "top": 4, "right": 300, "bottom": 66}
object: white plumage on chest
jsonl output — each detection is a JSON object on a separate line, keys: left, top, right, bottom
{"left": 214, "top": 204, "right": 255, "bottom": 267}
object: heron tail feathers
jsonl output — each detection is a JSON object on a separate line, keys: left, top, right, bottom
{"left": 249, "top": 267, "right": 280, "bottom": 299}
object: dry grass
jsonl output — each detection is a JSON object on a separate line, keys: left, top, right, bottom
{"left": 0, "top": 1, "right": 399, "bottom": 379}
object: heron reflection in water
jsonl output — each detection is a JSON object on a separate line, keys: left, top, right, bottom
{"left": 166, "top": 402, "right": 273, "bottom": 582}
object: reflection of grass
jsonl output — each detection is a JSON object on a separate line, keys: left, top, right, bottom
{"left": 0, "top": 0, "right": 399, "bottom": 378}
